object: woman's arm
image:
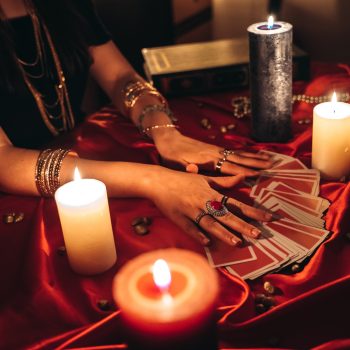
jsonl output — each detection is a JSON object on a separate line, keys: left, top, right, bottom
{"left": 87, "top": 41, "right": 171, "bottom": 129}
{"left": 88, "top": 41, "right": 274, "bottom": 175}
{"left": 0, "top": 126, "right": 161, "bottom": 198}
{"left": 0, "top": 127, "right": 272, "bottom": 246}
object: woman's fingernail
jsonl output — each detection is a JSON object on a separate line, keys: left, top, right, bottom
{"left": 271, "top": 213, "right": 282, "bottom": 220}
{"left": 248, "top": 171, "right": 260, "bottom": 177}
{"left": 202, "top": 237, "right": 211, "bottom": 246}
{"left": 265, "top": 212, "right": 273, "bottom": 220}
{"left": 251, "top": 228, "right": 261, "bottom": 238}
{"left": 231, "top": 237, "right": 242, "bottom": 246}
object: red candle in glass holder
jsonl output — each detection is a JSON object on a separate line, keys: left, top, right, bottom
{"left": 113, "top": 248, "right": 219, "bottom": 350}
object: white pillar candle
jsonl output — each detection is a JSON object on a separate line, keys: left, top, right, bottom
{"left": 312, "top": 92, "right": 350, "bottom": 180}
{"left": 55, "top": 168, "right": 117, "bottom": 275}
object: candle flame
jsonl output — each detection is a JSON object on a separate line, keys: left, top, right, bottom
{"left": 331, "top": 91, "right": 337, "bottom": 114}
{"left": 74, "top": 167, "right": 81, "bottom": 181}
{"left": 152, "top": 259, "right": 171, "bottom": 291}
{"left": 331, "top": 91, "right": 337, "bottom": 103}
{"left": 267, "top": 15, "right": 274, "bottom": 29}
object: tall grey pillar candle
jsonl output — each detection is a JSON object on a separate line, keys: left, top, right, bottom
{"left": 248, "top": 20, "right": 293, "bottom": 142}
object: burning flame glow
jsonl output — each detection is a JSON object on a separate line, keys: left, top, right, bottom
{"left": 152, "top": 259, "right": 171, "bottom": 291}
{"left": 331, "top": 91, "right": 337, "bottom": 113}
{"left": 74, "top": 167, "right": 81, "bottom": 181}
{"left": 331, "top": 91, "right": 337, "bottom": 104}
{"left": 267, "top": 15, "right": 274, "bottom": 29}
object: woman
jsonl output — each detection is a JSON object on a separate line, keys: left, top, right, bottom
{"left": 0, "top": 0, "right": 273, "bottom": 246}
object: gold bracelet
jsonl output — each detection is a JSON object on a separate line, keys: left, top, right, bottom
{"left": 123, "top": 80, "right": 166, "bottom": 111}
{"left": 35, "top": 149, "right": 52, "bottom": 197}
{"left": 142, "top": 124, "right": 178, "bottom": 138}
{"left": 44, "top": 149, "right": 63, "bottom": 197}
{"left": 34, "top": 148, "right": 73, "bottom": 197}
{"left": 53, "top": 149, "right": 73, "bottom": 190}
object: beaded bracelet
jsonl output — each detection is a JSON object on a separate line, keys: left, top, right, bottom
{"left": 137, "top": 104, "right": 175, "bottom": 133}
{"left": 231, "top": 92, "right": 350, "bottom": 118}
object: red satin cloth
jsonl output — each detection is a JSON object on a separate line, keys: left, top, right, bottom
{"left": 0, "top": 63, "right": 349, "bottom": 350}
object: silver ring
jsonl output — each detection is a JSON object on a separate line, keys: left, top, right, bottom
{"left": 206, "top": 200, "right": 229, "bottom": 217}
{"left": 194, "top": 210, "right": 208, "bottom": 225}
{"left": 223, "top": 149, "right": 235, "bottom": 157}
{"left": 215, "top": 155, "right": 227, "bottom": 172}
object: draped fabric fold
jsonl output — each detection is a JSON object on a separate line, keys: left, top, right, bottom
{"left": 0, "top": 63, "right": 349, "bottom": 350}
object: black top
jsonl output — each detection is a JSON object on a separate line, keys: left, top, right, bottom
{"left": 0, "top": 0, "right": 110, "bottom": 149}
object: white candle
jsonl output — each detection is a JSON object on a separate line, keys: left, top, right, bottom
{"left": 312, "top": 92, "right": 350, "bottom": 180}
{"left": 55, "top": 168, "right": 117, "bottom": 275}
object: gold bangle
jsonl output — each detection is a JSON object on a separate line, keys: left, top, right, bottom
{"left": 34, "top": 148, "right": 74, "bottom": 197}
{"left": 53, "top": 149, "right": 73, "bottom": 190}
{"left": 126, "top": 89, "right": 166, "bottom": 110}
{"left": 48, "top": 149, "right": 64, "bottom": 193}
{"left": 35, "top": 149, "right": 52, "bottom": 197}
{"left": 123, "top": 80, "right": 166, "bottom": 111}
{"left": 142, "top": 124, "right": 178, "bottom": 138}
{"left": 44, "top": 149, "right": 61, "bottom": 197}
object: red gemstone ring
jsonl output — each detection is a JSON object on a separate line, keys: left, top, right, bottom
{"left": 206, "top": 200, "right": 229, "bottom": 217}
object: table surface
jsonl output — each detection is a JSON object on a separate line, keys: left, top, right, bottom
{"left": 0, "top": 62, "right": 349, "bottom": 350}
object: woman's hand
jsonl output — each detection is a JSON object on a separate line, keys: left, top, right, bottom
{"left": 153, "top": 129, "right": 273, "bottom": 176}
{"left": 145, "top": 167, "right": 273, "bottom": 246}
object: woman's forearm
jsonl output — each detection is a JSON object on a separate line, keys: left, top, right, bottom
{"left": 88, "top": 42, "right": 177, "bottom": 140}
{"left": 69, "top": 158, "right": 161, "bottom": 199}
{"left": 0, "top": 144, "right": 161, "bottom": 199}
{"left": 0, "top": 146, "right": 41, "bottom": 195}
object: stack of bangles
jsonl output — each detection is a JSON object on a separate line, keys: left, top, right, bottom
{"left": 35, "top": 148, "right": 77, "bottom": 197}
{"left": 122, "top": 80, "right": 177, "bottom": 137}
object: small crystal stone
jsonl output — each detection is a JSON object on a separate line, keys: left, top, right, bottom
{"left": 134, "top": 224, "right": 149, "bottom": 236}
{"left": 57, "top": 246, "right": 67, "bottom": 256}
{"left": 97, "top": 299, "right": 111, "bottom": 311}
{"left": 263, "top": 281, "right": 275, "bottom": 295}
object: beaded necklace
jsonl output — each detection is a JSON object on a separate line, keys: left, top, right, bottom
{"left": 1, "top": 0, "right": 75, "bottom": 135}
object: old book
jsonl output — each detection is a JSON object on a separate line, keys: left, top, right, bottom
{"left": 142, "top": 38, "right": 309, "bottom": 96}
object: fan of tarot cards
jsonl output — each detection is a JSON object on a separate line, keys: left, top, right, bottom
{"left": 204, "top": 151, "right": 330, "bottom": 280}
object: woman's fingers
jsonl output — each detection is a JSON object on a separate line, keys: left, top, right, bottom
{"left": 176, "top": 215, "right": 211, "bottom": 246}
{"left": 229, "top": 150, "right": 271, "bottom": 161}
{"left": 207, "top": 174, "right": 245, "bottom": 189}
{"left": 226, "top": 198, "right": 274, "bottom": 222}
{"left": 185, "top": 163, "right": 199, "bottom": 173}
{"left": 218, "top": 161, "right": 260, "bottom": 176}
{"left": 189, "top": 190, "right": 274, "bottom": 246}
{"left": 198, "top": 214, "right": 242, "bottom": 246}
{"left": 226, "top": 152, "right": 274, "bottom": 169}
{"left": 213, "top": 211, "right": 262, "bottom": 239}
